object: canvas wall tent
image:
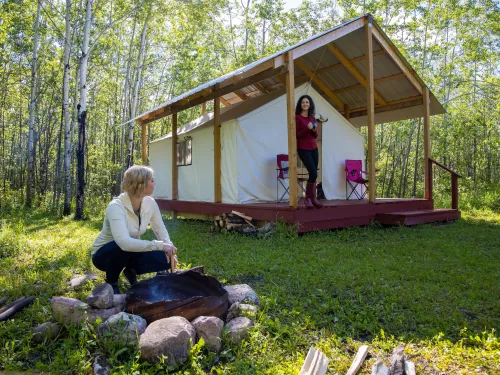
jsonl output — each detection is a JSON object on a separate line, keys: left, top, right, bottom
{"left": 127, "top": 14, "right": 461, "bottom": 231}
{"left": 150, "top": 84, "right": 364, "bottom": 203}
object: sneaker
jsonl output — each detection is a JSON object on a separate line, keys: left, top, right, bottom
{"left": 156, "top": 270, "right": 170, "bottom": 276}
{"left": 123, "top": 268, "right": 138, "bottom": 286}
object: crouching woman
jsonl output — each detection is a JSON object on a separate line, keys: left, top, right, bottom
{"left": 92, "top": 165, "right": 177, "bottom": 294}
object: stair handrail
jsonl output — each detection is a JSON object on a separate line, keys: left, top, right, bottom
{"left": 428, "top": 158, "right": 462, "bottom": 210}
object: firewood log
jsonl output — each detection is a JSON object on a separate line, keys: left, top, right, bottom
{"left": 226, "top": 215, "right": 246, "bottom": 225}
{"left": 298, "top": 346, "right": 329, "bottom": 375}
{"left": 346, "top": 345, "right": 369, "bottom": 375}
{"left": 0, "top": 296, "right": 34, "bottom": 322}
{"left": 0, "top": 297, "right": 25, "bottom": 314}
{"left": 390, "top": 345, "right": 405, "bottom": 375}
{"left": 231, "top": 210, "right": 252, "bottom": 221}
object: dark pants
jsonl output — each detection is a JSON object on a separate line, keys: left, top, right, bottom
{"left": 298, "top": 148, "right": 319, "bottom": 183}
{"left": 92, "top": 241, "right": 170, "bottom": 284}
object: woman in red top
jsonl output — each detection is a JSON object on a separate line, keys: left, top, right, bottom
{"left": 295, "top": 95, "right": 323, "bottom": 208}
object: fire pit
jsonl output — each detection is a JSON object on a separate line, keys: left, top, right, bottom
{"left": 125, "top": 270, "right": 229, "bottom": 324}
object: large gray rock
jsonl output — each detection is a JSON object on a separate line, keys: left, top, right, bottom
{"left": 97, "top": 312, "right": 147, "bottom": 343}
{"left": 224, "top": 284, "right": 260, "bottom": 306}
{"left": 88, "top": 306, "right": 123, "bottom": 324}
{"left": 32, "top": 322, "right": 61, "bottom": 343}
{"left": 191, "top": 316, "right": 224, "bottom": 352}
{"left": 227, "top": 302, "right": 258, "bottom": 321}
{"left": 225, "top": 317, "right": 253, "bottom": 345}
{"left": 87, "top": 283, "right": 114, "bottom": 309}
{"left": 51, "top": 297, "right": 88, "bottom": 325}
{"left": 113, "top": 294, "right": 127, "bottom": 310}
{"left": 140, "top": 316, "right": 196, "bottom": 366}
{"left": 69, "top": 274, "right": 98, "bottom": 289}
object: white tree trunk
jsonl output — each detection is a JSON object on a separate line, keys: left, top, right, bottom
{"left": 63, "top": 0, "right": 72, "bottom": 215}
{"left": 26, "top": 0, "right": 41, "bottom": 207}
{"left": 75, "top": 0, "right": 93, "bottom": 220}
{"left": 126, "top": 8, "right": 151, "bottom": 168}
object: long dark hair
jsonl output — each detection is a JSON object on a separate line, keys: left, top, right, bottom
{"left": 295, "top": 95, "right": 316, "bottom": 118}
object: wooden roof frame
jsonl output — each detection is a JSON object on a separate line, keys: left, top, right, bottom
{"left": 135, "top": 14, "right": 439, "bottom": 127}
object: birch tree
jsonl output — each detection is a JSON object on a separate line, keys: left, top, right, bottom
{"left": 125, "top": 5, "right": 151, "bottom": 169}
{"left": 75, "top": 0, "right": 93, "bottom": 220}
{"left": 63, "top": 0, "right": 73, "bottom": 215}
{"left": 26, "top": 0, "right": 41, "bottom": 208}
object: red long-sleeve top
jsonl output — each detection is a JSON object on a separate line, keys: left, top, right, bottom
{"left": 295, "top": 114, "right": 318, "bottom": 150}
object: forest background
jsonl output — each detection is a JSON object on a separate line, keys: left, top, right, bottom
{"left": 0, "top": 0, "right": 499, "bottom": 217}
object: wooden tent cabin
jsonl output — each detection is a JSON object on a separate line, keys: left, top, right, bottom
{"left": 134, "top": 14, "right": 461, "bottom": 232}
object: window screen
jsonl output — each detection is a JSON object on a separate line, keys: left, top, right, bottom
{"left": 177, "top": 138, "right": 192, "bottom": 166}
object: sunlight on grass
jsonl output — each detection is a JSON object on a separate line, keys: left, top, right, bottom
{"left": 0, "top": 209, "right": 498, "bottom": 374}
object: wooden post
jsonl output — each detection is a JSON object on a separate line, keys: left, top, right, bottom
{"left": 423, "top": 87, "right": 431, "bottom": 199}
{"left": 366, "top": 18, "right": 376, "bottom": 203}
{"left": 451, "top": 174, "right": 458, "bottom": 209}
{"left": 171, "top": 113, "right": 178, "bottom": 200}
{"left": 428, "top": 158, "right": 433, "bottom": 201}
{"left": 141, "top": 121, "right": 147, "bottom": 164}
{"left": 202, "top": 102, "right": 206, "bottom": 115}
{"left": 214, "top": 97, "right": 221, "bottom": 203}
{"left": 285, "top": 51, "right": 298, "bottom": 208}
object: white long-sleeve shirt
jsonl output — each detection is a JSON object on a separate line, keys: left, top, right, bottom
{"left": 92, "top": 192, "right": 173, "bottom": 255}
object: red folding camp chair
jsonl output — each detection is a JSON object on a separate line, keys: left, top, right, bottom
{"left": 345, "top": 159, "right": 368, "bottom": 200}
{"left": 277, "top": 154, "right": 308, "bottom": 203}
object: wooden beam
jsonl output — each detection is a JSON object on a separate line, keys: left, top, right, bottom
{"left": 214, "top": 97, "right": 221, "bottom": 203}
{"left": 285, "top": 52, "right": 298, "bottom": 209}
{"left": 327, "top": 43, "right": 387, "bottom": 106}
{"left": 295, "top": 50, "right": 386, "bottom": 82}
{"left": 423, "top": 87, "right": 431, "bottom": 199}
{"left": 366, "top": 18, "right": 376, "bottom": 203}
{"left": 202, "top": 102, "right": 206, "bottom": 115}
{"left": 296, "top": 59, "right": 345, "bottom": 111}
{"left": 140, "top": 121, "right": 147, "bottom": 164}
{"left": 171, "top": 113, "right": 178, "bottom": 200}
{"left": 274, "top": 16, "right": 366, "bottom": 68}
{"left": 234, "top": 90, "right": 248, "bottom": 101}
{"left": 371, "top": 25, "right": 423, "bottom": 94}
{"left": 219, "top": 97, "right": 231, "bottom": 106}
{"left": 140, "top": 66, "right": 284, "bottom": 124}
{"left": 349, "top": 96, "right": 423, "bottom": 118}
{"left": 220, "top": 59, "right": 274, "bottom": 89}
{"left": 253, "top": 82, "right": 268, "bottom": 94}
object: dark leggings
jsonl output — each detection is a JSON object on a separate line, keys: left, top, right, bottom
{"left": 92, "top": 241, "right": 170, "bottom": 284}
{"left": 298, "top": 148, "right": 319, "bottom": 183}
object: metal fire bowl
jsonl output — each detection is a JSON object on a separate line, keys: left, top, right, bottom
{"left": 125, "top": 270, "right": 229, "bottom": 324}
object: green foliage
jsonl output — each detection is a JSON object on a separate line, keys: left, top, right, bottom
{"left": 0, "top": 209, "right": 498, "bottom": 373}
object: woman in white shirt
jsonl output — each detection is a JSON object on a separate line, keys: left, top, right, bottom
{"left": 92, "top": 165, "right": 177, "bottom": 294}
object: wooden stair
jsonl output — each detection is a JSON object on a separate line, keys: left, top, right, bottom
{"left": 375, "top": 209, "right": 460, "bottom": 226}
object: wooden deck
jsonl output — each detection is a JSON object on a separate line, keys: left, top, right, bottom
{"left": 157, "top": 198, "right": 460, "bottom": 233}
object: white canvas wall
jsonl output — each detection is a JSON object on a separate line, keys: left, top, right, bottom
{"left": 236, "top": 83, "right": 364, "bottom": 202}
{"left": 150, "top": 83, "right": 364, "bottom": 203}
{"left": 149, "top": 119, "right": 239, "bottom": 203}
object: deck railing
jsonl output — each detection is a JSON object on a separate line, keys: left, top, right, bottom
{"left": 428, "top": 158, "right": 462, "bottom": 209}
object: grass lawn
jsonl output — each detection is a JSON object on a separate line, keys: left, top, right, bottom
{"left": 0, "top": 208, "right": 499, "bottom": 374}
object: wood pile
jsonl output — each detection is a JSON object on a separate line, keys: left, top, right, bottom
{"left": 213, "top": 211, "right": 255, "bottom": 232}
{"left": 212, "top": 211, "right": 276, "bottom": 236}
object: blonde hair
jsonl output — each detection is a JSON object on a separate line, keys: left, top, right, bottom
{"left": 122, "top": 165, "right": 154, "bottom": 197}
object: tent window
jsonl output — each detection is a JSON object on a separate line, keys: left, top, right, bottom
{"left": 177, "top": 139, "right": 192, "bottom": 166}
